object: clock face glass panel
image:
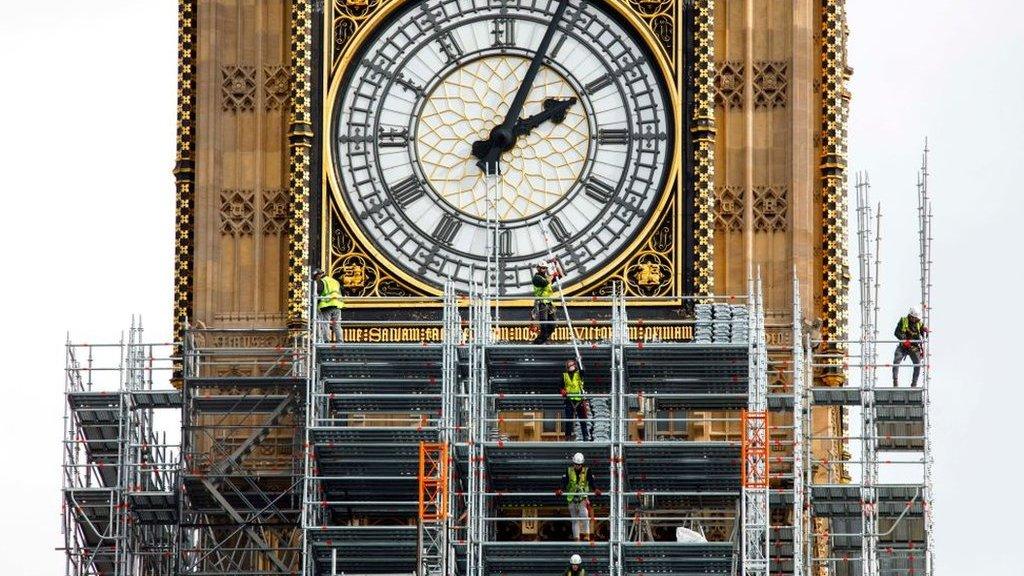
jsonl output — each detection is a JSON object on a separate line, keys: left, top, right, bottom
{"left": 332, "top": 0, "right": 674, "bottom": 295}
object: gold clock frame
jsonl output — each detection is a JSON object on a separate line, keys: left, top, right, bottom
{"left": 317, "top": 0, "right": 716, "bottom": 305}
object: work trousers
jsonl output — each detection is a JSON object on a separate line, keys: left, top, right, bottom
{"left": 533, "top": 301, "right": 556, "bottom": 344}
{"left": 892, "top": 345, "right": 922, "bottom": 387}
{"left": 563, "top": 399, "right": 592, "bottom": 441}
{"left": 318, "top": 307, "right": 343, "bottom": 343}
{"left": 568, "top": 499, "right": 590, "bottom": 540}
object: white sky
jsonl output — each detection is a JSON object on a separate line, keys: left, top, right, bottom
{"left": 0, "top": 1, "right": 1020, "bottom": 574}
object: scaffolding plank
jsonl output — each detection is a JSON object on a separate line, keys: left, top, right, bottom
{"left": 131, "top": 390, "right": 182, "bottom": 409}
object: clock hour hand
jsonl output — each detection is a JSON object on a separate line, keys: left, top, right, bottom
{"left": 472, "top": 0, "right": 570, "bottom": 173}
{"left": 472, "top": 97, "right": 577, "bottom": 171}
{"left": 512, "top": 97, "right": 577, "bottom": 137}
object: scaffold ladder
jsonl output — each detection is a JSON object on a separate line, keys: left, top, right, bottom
{"left": 742, "top": 276, "right": 769, "bottom": 576}
{"left": 418, "top": 442, "right": 450, "bottom": 576}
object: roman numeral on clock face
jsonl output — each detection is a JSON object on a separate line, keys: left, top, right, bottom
{"left": 378, "top": 127, "right": 410, "bottom": 148}
{"left": 584, "top": 73, "right": 614, "bottom": 95}
{"left": 547, "top": 216, "right": 571, "bottom": 242}
{"left": 491, "top": 17, "right": 515, "bottom": 47}
{"left": 584, "top": 177, "right": 616, "bottom": 204}
{"left": 389, "top": 175, "right": 425, "bottom": 207}
{"left": 597, "top": 128, "right": 630, "bottom": 145}
{"left": 499, "top": 228, "right": 513, "bottom": 257}
{"left": 432, "top": 214, "right": 462, "bottom": 245}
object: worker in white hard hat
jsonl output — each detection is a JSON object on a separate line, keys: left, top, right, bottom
{"left": 558, "top": 452, "right": 601, "bottom": 542}
{"left": 893, "top": 307, "right": 928, "bottom": 387}
{"left": 564, "top": 553, "right": 585, "bottom": 575}
{"left": 531, "top": 259, "right": 562, "bottom": 344}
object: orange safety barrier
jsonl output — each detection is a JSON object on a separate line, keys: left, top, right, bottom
{"left": 740, "top": 410, "right": 769, "bottom": 489}
{"left": 418, "top": 441, "right": 449, "bottom": 522}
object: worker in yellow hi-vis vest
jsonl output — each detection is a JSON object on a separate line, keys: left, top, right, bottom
{"left": 313, "top": 269, "right": 345, "bottom": 343}
{"left": 557, "top": 452, "right": 602, "bottom": 542}
{"left": 893, "top": 307, "right": 928, "bottom": 387}
{"left": 560, "top": 358, "right": 592, "bottom": 441}
{"left": 531, "top": 260, "right": 561, "bottom": 344}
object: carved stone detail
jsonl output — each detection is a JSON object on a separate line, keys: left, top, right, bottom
{"left": 173, "top": 0, "right": 197, "bottom": 381}
{"left": 219, "top": 190, "right": 255, "bottom": 236}
{"left": 691, "top": 0, "right": 717, "bottom": 298}
{"left": 288, "top": 1, "right": 314, "bottom": 328}
{"left": 753, "top": 61, "right": 788, "bottom": 108}
{"left": 714, "top": 62, "right": 744, "bottom": 109}
{"left": 714, "top": 186, "right": 744, "bottom": 231}
{"left": 263, "top": 65, "right": 291, "bottom": 111}
{"left": 753, "top": 185, "right": 789, "bottom": 232}
{"left": 221, "top": 66, "right": 257, "bottom": 112}
{"left": 821, "top": 0, "right": 851, "bottom": 347}
{"left": 261, "top": 190, "right": 289, "bottom": 235}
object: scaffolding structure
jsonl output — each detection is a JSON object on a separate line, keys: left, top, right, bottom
{"left": 178, "top": 327, "right": 307, "bottom": 576}
{"left": 61, "top": 320, "right": 180, "bottom": 576}
{"left": 60, "top": 149, "right": 937, "bottom": 574}
{"left": 800, "top": 152, "right": 934, "bottom": 576}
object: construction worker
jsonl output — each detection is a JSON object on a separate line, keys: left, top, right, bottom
{"left": 558, "top": 452, "right": 600, "bottom": 542}
{"left": 561, "top": 358, "right": 592, "bottom": 441}
{"left": 893, "top": 307, "right": 928, "bottom": 387}
{"left": 564, "top": 553, "right": 585, "bottom": 575}
{"left": 313, "top": 269, "right": 344, "bottom": 343}
{"left": 532, "top": 260, "right": 561, "bottom": 344}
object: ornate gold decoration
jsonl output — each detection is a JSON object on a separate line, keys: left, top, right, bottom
{"left": 753, "top": 61, "right": 788, "bottom": 109}
{"left": 219, "top": 190, "right": 256, "bottom": 236}
{"left": 584, "top": 206, "right": 675, "bottom": 297}
{"left": 263, "top": 65, "right": 291, "bottom": 111}
{"left": 820, "top": 0, "right": 850, "bottom": 348}
{"left": 691, "top": 0, "right": 716, "bottom": 298}
{"left": 331, "top": 0, "right": 392, "bottom": 66}
{"left": 287, "top": 0, "right": 314, "bottom": 329}
{"left": 714, "top": 62, "right": 744, "bottom": 109}
{"left": 626, "top": 0, "right": 674, "bottom": 67}
{"left": 714, "top": 185, "right": 744, "bottom": 231}
{"left": 261, "top": 190, "right": 289, "bottom": 235}
{"left": 342, "top": 264, "right": 367, "bottom": 288}
{"left": 328, "top": 204, "right": 418, "bottom": 297}
{"left": 416, "top": 56, "right": 589, "bottom": 221}
{"left": 636, "top": 262, "right": 662, "bottom": 286}
{"left": 172, "top": 0, "right": 196, "bottom": 383}
{"left": 753, "top": 185, "right": 789, "bottom": 232}
{"left": 220, "top": 65, "right": 257, "bottom": 112}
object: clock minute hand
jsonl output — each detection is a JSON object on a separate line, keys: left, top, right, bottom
{"left": 499, "top": 0, "right": 569, "bottom": 134}
{"left": 474, "top": 0, "right": 570, "bottom": 172}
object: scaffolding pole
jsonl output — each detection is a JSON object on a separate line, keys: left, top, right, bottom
{"left": 856, "top": 171, "right": 880, "bottom": 576}
{"left": 917, "top": 141, "right": 935, "bottom": 576}
{"left": 792, "top": 273, "right": 807, "bottom": 576}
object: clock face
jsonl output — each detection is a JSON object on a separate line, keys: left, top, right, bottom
{"left": 331, "top": 0, "right": 675, "bottom": 295}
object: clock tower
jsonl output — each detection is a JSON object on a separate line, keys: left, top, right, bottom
{"left": 173, "top": 0, "right": 848, "bottom": 347}
{"left": 167, "top": 0, "right": 853, "bottom": 574}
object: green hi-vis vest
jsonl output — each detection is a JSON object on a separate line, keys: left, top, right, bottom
{"left": 900, "top": 316, "right": 923, "bottom": 339}
{"left": 533, "top": 275, "right": 554, "bottom": 304}
{"left": 563, "top": 371, "right": 584, "bottom": 402}
{"left": 564, "top": 568, "right": 586, "bottom": 576}
{"left": 319, "top": 276, "right": 344, "bottom": 310}
{"left": 566, "top": 466, "right": 590, "bottom": 502}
